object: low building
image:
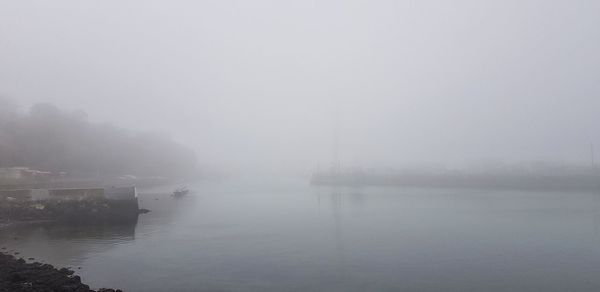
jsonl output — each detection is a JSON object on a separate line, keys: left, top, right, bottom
{"left": 0, "top": 167, "right": 30, "bottom": 180}
{"left": 0, "top": 167, "right": 53, "bottom": 182}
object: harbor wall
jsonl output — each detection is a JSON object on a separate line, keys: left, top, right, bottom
{"left": 0, "top": 187, "right": 139, "bottom": 222}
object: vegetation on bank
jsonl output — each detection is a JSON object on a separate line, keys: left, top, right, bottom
{"left": 0, "top": 99, "right": 197, "bottom": 179}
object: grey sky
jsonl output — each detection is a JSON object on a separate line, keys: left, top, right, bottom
{"left": 1, "top": 0, "right": 600, "bottom": 173}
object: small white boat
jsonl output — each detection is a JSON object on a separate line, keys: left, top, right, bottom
{"left": 172, "top": 187, "right": 189, "bottom": 198}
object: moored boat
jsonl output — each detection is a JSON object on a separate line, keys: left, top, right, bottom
{"left": 172, "top": 187, "right": 189, "bottom": 198}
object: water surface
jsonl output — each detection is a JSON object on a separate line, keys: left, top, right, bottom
{"left": 3, "top": 178, "right": 600, "bottom": 291}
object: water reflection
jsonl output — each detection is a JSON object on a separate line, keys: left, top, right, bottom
{"left": 317, "top": 186, "right": 369, "bottom": 283}
{"left": 0, "top": 218, "right": 138, "bottom": 268}
{"left": 329, "top": 187, "right": 346, "bottom": 277}
{"left": 0, "top": 218, "right": 137, "bottom": 242}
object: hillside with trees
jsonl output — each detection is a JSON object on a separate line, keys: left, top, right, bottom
{"left": 0, "top": 99, "right": 197, "bottom": 179}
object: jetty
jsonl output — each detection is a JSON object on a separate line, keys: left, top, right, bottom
{"left": 0, "top": 186, "right": 141, "bottom": 222}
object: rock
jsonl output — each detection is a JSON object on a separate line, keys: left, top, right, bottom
{"left": 138, "top": 208, "right": 150, "bottom": 214}
{"left": 0, "top": 251, "right": 120, "bottom": 292}
{"left": 59, "top": 267, "right": 75, "bottom": 275}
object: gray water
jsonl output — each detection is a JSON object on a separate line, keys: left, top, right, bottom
{"left": 3, "top": 178, "right": 600, "bottom": 292}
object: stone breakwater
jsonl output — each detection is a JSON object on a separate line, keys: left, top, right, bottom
{"left": 0, "top": 251, "right": 121, "bottom": 292}
{"left": 0, "top": 198, "right": 142, "bottom": 222}
{"left": 0, "top": 187, "right": 145, "bottom": 223}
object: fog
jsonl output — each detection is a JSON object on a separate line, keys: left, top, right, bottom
{"left": 2, "top": 0, "right": 600, "bottom": 175}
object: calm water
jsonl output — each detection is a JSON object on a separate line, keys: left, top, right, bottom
{"left": 3, "top": 178, "right": 600, "bottom": 291}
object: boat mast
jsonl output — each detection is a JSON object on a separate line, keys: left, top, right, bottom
{"left": 331, "top": 104, "right": 341, "bottom": 175}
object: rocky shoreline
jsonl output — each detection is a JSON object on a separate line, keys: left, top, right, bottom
{"left": 0, "top": 251, "right": 121, "bottom": 292}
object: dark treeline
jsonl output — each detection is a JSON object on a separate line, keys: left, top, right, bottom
{"left": 0, "top": 99, "right": 197, "bottom": 179}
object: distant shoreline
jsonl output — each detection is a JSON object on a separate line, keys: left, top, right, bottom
{"left": 311, "top": 172, "right": 600, "bottom": 191}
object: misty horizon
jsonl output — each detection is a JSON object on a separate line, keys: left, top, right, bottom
{"left": 2, "top": 1, "right": 600, "bottom": 173}
{"left": 4, "top": 2, "right": 600, "bottom": 292}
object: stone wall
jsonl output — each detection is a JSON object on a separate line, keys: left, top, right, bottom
{"left": 0, "top": 187, "right": 140, "bottom": 222}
